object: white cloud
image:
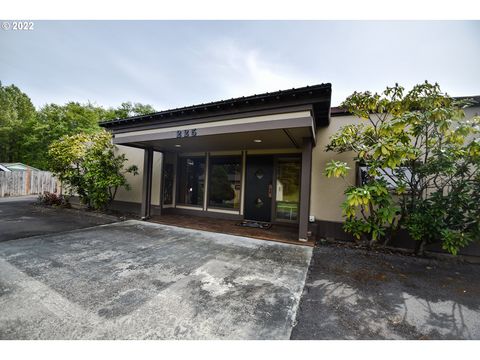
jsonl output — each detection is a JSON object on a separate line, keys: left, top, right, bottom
{"left": 196, "top": 40, "right": 312, "bottom": 99}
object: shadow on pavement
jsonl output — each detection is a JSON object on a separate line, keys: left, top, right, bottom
{"left": 291, "top": 245, "right": 480, "bottom": 339}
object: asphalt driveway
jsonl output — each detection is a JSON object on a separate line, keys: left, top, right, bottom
{"left": 3, "top": 197, "right": 479, "bottom": 340}
{"left": 0, "top": 217, "right": 311, "bottom": 339}
{"left": 291, "top": 245, "right": 480, "bottom": 339}
{"left": 0, "top": 196, "right": 117, "bottom": 242}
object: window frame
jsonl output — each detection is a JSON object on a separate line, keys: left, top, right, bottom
{"left": 162, "top": 162, "right": 175, "bottom": 206}
{"left": 357, "top": 163, "right": 416, "bottom": 193}
{"left": 273, "top": 155, "right": 302, "bottom": 223}
{"left": 206, "top": 154, "right": 243, "bottom": 212}
{"left": 176, "top": 155, "right": 207, "bottom": 208}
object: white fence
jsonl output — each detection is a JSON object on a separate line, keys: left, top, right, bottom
{"left": 0, "top": 170, "right": 58, "bottom": 197}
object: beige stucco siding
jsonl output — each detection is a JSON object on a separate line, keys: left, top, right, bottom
{"left": 111, "top": 105, "right": 479, "bottom": 220}
{"left": 310, "top": 115, "right": 361, "bottom": 222}
{"left": 309, "top": 106, "right": 480, "bottom": 223}
{"left": 113, "top": 145, "right": 162, "bottom": 206}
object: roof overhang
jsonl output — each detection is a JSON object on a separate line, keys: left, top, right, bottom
{"left": 113, "top": 110, "right": 315, "bottom": 152}
{"left": 100, "top": 83, "right": 332, "bottom": 130}
{"left": 101, "top": 83, "right": 332, "bottom": 152}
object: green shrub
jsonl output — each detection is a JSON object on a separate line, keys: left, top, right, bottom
{"left": 48, "top": 130, "right": 138, "bottom": 210}
{"left": 325, "top": 82, "right": 480, "bottom": 255}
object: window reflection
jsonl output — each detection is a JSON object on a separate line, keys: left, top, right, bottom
{"left": 208, "top": 156, "right": 242, "bottom": 210}
{"left": 178, "top": 157, "right": 205, "bottom": 206}
{"left": 275, "top": 158, "right": 301, "bottom": 221}
{"left": 163, "top": 163, "right": 174, "bottom": 205}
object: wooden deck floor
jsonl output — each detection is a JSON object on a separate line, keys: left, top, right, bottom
{"left": 149, "top": 214, "right": 314, "bottom": 247}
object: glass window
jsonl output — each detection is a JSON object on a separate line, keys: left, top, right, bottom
{"left": 177, "top": 156, "right": 205, "bottom": 206}
{"left": 163, "top": 163, "right": 174, "bottom": 205}
{"left": 208, "top": 156, "right": 242, "bottom": 210}
{"left": 275, "top": 158, "right": 301, "bottom": 221}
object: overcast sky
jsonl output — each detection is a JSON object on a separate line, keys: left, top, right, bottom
{"left": 1, "top": 21, "right": 479, "bottom": 110}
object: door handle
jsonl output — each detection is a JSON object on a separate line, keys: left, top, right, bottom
{"left": 268, "top": 184, "right": 272, "bottom": 198}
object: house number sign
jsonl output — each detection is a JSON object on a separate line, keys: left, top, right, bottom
{"left": 176, "top": 129, "right": 198, "bottom": 138}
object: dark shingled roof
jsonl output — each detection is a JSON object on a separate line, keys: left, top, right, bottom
{"left": 99, "top": 83, "right": 332, "bottom": 129}
{"left": 331, "top": 95, "right": 480, "bottom": 117}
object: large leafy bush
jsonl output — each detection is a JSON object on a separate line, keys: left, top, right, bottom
{"left": 48, "top": 130, "right": 138, "bottom": 210}
{"left": 325, "top": 82, "right": 480, "bottom": 255}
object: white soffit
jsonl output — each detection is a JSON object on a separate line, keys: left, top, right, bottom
{"left": 114, "top": 111, "right": 313, "bottom": 139}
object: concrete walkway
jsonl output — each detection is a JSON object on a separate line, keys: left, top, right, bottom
{"left": 0, "top": 220, "right": 312, "bottom": 339}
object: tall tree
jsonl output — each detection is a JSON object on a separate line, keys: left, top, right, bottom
{"left": 32, "top": 102, "right": 103, "bottom": 169}
{"left": 0, "top": 82, "right": 37, "bottom": 164}
{"left": 33, "top": 101, "right": 156, "bottom": 169}
{"left": 102, "top": 102, "right": 156, "bottom": 120}
{"left": 0, "top": 81, "right": 156, "bottom": 170}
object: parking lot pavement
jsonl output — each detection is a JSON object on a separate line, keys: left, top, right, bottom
{"left": 0, "top": 196, "right": 117, "bottom": 242}
{"left": 0, "top": 220, "right": 312, "bottom": 339}
{"left": 291, "top": 245, "right": 480, "bottom": 339}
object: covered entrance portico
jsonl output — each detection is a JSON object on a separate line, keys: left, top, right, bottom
{"left": 101, "top": 84, "right": 332, "bottom": 243}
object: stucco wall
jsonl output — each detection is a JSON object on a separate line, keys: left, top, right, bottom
{"left": 112, "top": 104, "right": 479, "bottom": 219}
{"left": 114, "top": 145, "right": 162, "bottom": 206}
{"left": 310, "top": 105, "right": 480, "bottom": 223}
{"left": 310, "top": 115, "right": 360, "bottom": 222}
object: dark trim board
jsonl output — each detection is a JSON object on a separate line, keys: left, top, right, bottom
{"left": 100, "top": 83, "right": 332, "bottom": 130}
{"left": 163, "top": 207, "right": 243, "bottom": 221}
{"left": 330, "top": 95, "right": 480, "bottom": 118}
{"left": 107, "top": 199, "right": 163, "bottom": 216}
{"left": 298, "top": 138, "right": 313, "bottom": 241}
{"left": 141, "top": 148, "right": 154, "bottom": 219}
{"left": 313, "top": 220, "right": 480, "bottom": 257}
{"left": 107, "top": 199, "right": 141, "bottom": 214}
{"left": 312, "top": 220, "right": 355, "bottom": 242}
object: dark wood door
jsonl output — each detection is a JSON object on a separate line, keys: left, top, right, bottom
{"left": 244, "top": 155, "right": 274, "bottom": 222}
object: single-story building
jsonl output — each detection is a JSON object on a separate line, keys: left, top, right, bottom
{"left": 99, "top": 84, "right": 480, "bottom": 245}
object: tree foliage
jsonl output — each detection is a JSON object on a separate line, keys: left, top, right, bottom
{"left": 102, "top": 102, "right": 156, "bottom": 119}
{"left": 0, "top": 82, "right": 37, "bottom": 164}
{"left": 0, "top": 81, "right": 156, "bottom": 170}
{"left": 48, "top": 130, "right": 138, "bottom": 210}
{"left": 325, "top": 82, "right": 480, "bottom": 255}
{"left": 32, "top": 102, "right": 104, "bottom": 169}
{"left": 209, "top": 165, "right": 235, "bottom": 205}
